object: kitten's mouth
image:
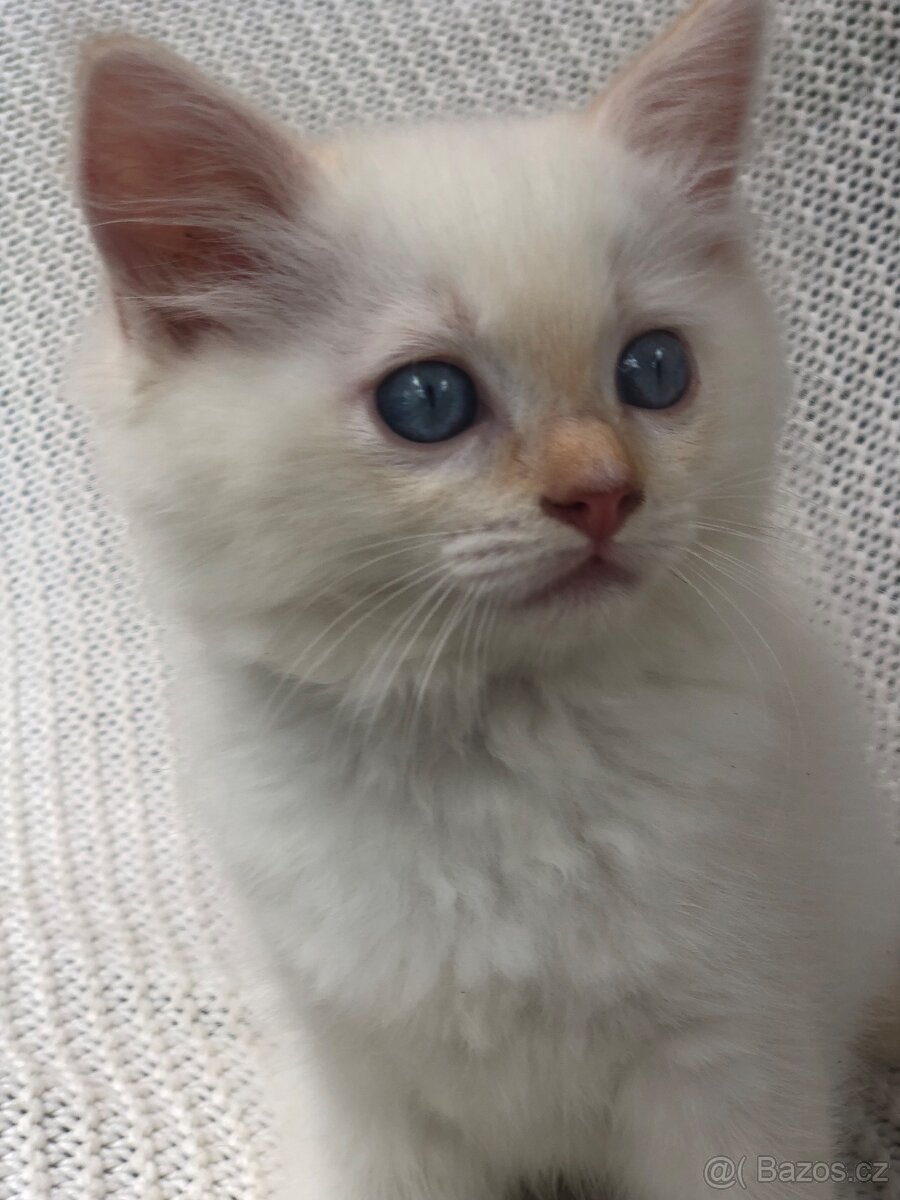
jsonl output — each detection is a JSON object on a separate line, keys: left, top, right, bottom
{"left": 521, "top": 552, "right": 635, "bottom": 608}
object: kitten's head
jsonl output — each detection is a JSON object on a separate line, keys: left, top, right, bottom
{"left": 73, "top": 0, "right": 786, "bottom": 698}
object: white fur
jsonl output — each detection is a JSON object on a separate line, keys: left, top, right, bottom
{"left": 71, "top": 2, "right": 898, "bottom": 1197}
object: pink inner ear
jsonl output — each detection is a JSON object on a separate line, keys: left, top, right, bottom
{"left": 596, "top": 0, "right": 766, "bottom": 203}
{"left": 78, "top": 42, "right": 304, "bottom": 344}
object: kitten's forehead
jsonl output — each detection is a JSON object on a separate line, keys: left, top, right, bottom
{"left": 325, "top": 116, "right": 696, "bottom": 410}
{"left": 332, "top": 122, "right": 628, "bottom": 300}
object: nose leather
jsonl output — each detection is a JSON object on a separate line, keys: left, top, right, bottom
{"left": 540, "top": 485, "right": 642, "bottom": 543}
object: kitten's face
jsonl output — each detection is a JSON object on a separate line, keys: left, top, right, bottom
{"left": 76, "top": 0, "right": 784, "bottom": 692}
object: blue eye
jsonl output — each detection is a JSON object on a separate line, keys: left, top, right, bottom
{"left": 375, "top": 360, "right": 479, "bottom": 444}
{"left": 616, "top": 330, "right": 692, "bottom": 411}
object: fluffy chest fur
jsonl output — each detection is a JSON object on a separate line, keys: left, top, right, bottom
{"left": 181, "top": 611, "right": 795, "bottom": 1028}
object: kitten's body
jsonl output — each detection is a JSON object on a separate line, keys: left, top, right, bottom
{"left": 72, "top": 1, "right": 898, "bottom": 1196}
{"left": 173, "top": 591, "right": 892, "bottom": 1199}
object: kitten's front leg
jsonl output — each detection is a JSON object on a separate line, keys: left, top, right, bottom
{"left": 609, "top": 1029, "right": 837, "bottom": 1200}
{"left": 280, "top": 1110, "right": 497, "bottom": 1200}
{"left": 272, "top": 1043, "right": 497, "bottom": 1200}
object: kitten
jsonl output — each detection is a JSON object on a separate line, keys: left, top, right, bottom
{"left": 71, "top": 0, "right": 899, "bottom": 1197}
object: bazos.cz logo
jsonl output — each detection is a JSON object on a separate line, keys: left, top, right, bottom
{"left": 702, "top": 1155, "right": 890, "bottom": 1190}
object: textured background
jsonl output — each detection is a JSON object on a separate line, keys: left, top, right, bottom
{"left": 1, "top": 0, "right": 898, "bottom": 1196}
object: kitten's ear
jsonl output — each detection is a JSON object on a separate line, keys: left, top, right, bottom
{"left": 591, "top": 0, "right": 767, "bottom": 204}
{"left": 76, "top": 38, "right": 321, "bottom": 347}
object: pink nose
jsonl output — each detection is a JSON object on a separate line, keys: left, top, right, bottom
{"left": 540, "top": 485, "right": 643, "bottom": 544}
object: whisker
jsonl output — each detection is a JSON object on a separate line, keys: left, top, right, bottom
{"left": 261, "top": 559, "right": 447, "bottom": 727}
{"left": 686, "top": 560, "right": 806, "bottom": 785}
{"left": 455, "top": 587, "right": 482, "bottom": 704}
{"left": 399, "top": 586, "right": 464, "bottom": 738}
{"left": 297, "top": 560, "right": 450, "bottom": 689}
{"left": 414, "top": 589, "right": 473, "bottom": 711}
{"left": 684, "top": 545, "right": 807, "bottom": 634}
{"left": 350, "top": 574, "right": 453, "bottom": 721}
{"left": 669, "top": 563, "right": 774, "bottom": 766}
{"left": 690, "top": 522, "right": 811, "bottom": 551}
{"left": 473, "top": 600, "right": 500, "bottom": 713}
{"left": 294, "top": 531, "right": 465, "bottom": 613}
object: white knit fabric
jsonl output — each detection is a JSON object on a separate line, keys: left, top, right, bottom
{"left": 1, "top": 0, "right": 898, "bottom": 1196}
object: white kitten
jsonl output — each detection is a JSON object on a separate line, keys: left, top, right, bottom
{"left": 71, "top": 0, "right": 898, "bottom": 1197}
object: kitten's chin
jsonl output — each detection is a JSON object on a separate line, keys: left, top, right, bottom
{"left": 518, "top": 553, "right": 636, "bottom": 610}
